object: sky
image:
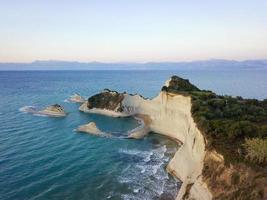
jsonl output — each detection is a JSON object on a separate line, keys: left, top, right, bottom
{"left": 0, "top": 0, "right": 267, "bottom": 63}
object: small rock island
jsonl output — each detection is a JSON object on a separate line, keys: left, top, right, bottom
{"left": 68, "top": 93, "right": 85, "bottom": 103}
{"left": 39, "top": 104, "right": 67, "bottom": 117}
{"left": 76, "top": 122, "right": 106, "bottom": 135}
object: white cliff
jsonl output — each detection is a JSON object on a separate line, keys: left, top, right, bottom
{"left": 122, "top": 91, "right": 212, "bottom": 200}
{"left": 79, "top": 81, "right": 212, "bottom": 199}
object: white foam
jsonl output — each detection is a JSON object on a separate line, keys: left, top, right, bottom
{"left": 33, "top": 113, "right": 48, "bottom": 117}
{"left": 143, "top": 152, "right": 153, "bottom": 162}
{"left": 118, "top": 149, "right": 151, "bottom": 159}
{"left": 152, "top": 145, "right": 167, "bottom": 160}
{"left": 133, "top": 188, "right": 140, "bottom": 193}
{"left": 136, "top": 164, "right": 147, "bottom": 173}
{"left": 19, "top": 105, "right": 36, "bottom": 113}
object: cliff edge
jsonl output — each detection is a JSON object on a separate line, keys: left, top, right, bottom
{"left": 79, "top": 76, "right": 267, "bottom": 200}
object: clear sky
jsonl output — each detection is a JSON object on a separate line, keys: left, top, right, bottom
{"left": 0, "top": 0, "right": 267, "bottom": 62}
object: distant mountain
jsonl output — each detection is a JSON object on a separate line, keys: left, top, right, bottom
{"left": 0, "top": 59, "right": 267, "bottom": 70}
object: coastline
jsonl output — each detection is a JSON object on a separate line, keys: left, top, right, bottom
{"left": 79, "top": 103, "right": 131, "bottom": 117}
{"left": 80, "top": 90, "right": 212, "bottom": 200}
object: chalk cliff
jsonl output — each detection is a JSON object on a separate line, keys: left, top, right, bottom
{"left": 79, "top": 77, "right": 212, "bottom": 199}
{"left": 79, "top": 76, "right": 266, "bottom": 199}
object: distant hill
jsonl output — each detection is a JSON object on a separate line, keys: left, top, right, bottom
{"left": 0, "top": 59, "right": 267, "bottom": 70}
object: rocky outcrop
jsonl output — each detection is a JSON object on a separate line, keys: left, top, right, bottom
{"left": 162, "top": 75, "right": 200, "bottom": 93}
{"left": 79, "top": 77, "right": 212, "bottom": 200}
{"left": 87, "top": 89, "right": 124, "bottom": 111}
{"left": 68, "top": 93, "right": 85, "bottom": 103}
{"left": 79, "top": 89, "right": 129, "bottom": 117}
{"left": 21, "top": 104, "right": 66, "bottom": 117}
{"left": 76, "top": 122, "right": 110, "bottom": 136}
{"left": 39, "top": 104, "right": 66, "bottom": 117}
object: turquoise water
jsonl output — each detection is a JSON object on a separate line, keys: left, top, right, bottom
{"left": 0, "top": 70, "right": 266, "bottom": 200}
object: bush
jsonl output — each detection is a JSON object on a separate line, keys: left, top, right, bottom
{"left": 243, "top": 138, "right": 267, "bottom": 164}
{"left": 166, "top": 75, "right": 267, "bottom": 167}
{"left": 228, "top": 121, "right": 258, "bottom": 139}
{"left": 207, "top": 99, "right": 226, "bottom": 109}
{"left": 259, "top": 125, "right": 267, "bottom": 138}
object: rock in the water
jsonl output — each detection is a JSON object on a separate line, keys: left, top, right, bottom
{"left": 39, "top": 104, "right": 66, "bottom": 117}
{"left": 68, "top": 93, "right": 85, "bottom": 103}
{"left": 87, "top": 89, "right": 124, "bottom": 111}
{"left": 76, "top": 122, "right": 107, "bottom": 136}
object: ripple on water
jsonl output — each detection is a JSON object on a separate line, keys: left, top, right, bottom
{"left": 1, "top": 85, "right": 180, "bottom": 200}
{"left": 116, "top": 143, "right": 180, "bottom": 200}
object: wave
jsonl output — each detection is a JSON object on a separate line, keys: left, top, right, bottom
{"left": 19, "top": 106, "right": 37, "bottom": 113}
{"left": 19, "top": 106, "right": 49, "bottom": 117}
{"left": 63, "top": 99, "right": 70, "bottom": 103}
{"left": 32, "top": 113, "right": 48, "bottom": 117}
{"left": 117, "top": 144, "right": 177, "bottom": 200}
{"left": 118, "top": 149, "right": 152, "bottom": 160}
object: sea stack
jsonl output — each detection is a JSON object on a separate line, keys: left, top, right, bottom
{"left": 39, "top": 104, "right": 67, "bottom": 117}
{"left": 76, "top": 122, "right": 103, "bottom": 135}
{"left": 76, "top": 122, "right": 112, "bottom": 137}
{"left": 68, "top": 93, "right": 86, "bottom": 103}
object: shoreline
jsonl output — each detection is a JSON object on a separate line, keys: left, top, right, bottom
{"left": 80, "top": 90, "right": 212, "bottom": 199}
{"left": 79, "top": 108, "right": 183, "bottom": 198}
{"left": 127, "top": 114, "right": 152, "bottom": 139}
{"left": 79, "top": 104, "right": 131, "bottom": 117}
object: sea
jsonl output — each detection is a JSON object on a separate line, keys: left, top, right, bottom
{"left": 0, "top": 70, "right": 266, "bottom": 200}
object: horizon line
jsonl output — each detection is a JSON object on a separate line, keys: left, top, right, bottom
{"left": 1, "top": 58, "right": 267, "bottom": 65}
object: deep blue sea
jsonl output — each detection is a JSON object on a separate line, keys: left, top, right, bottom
{"left": 0, "top": 70, "right": 266, "bottom": 200}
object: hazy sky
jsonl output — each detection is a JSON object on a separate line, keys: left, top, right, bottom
{"left": 0, "top": 0, "right": 267, "bottom": 62}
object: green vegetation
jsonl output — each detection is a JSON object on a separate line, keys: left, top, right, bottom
{"left": 243, "top": 138, "right": 267, "bottom": 164}
{"left": 163, "top": 76, "right": 267, "bottom": 167}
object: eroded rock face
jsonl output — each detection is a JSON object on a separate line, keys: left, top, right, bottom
{"left": 87, "top": 89, "right": 124, "bottom": 112}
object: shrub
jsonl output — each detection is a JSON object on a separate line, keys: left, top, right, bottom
{"left": 259, "top": 125, "right": 267, "bottom": 138}
{"left": 243, "top": 138, "right": 267, "bottom": 164}
{"left": 228, "top": 121, "right": 258, "bottom": 139}
{"left": 207, "top": 99, "right": 226, "bottom": 109}
{"left": 231, "top": 172, "right": 240, "bottom": 185}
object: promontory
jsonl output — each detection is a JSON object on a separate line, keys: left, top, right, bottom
{"left": 79, "top": 76, "right": 267, "bottom": 200}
